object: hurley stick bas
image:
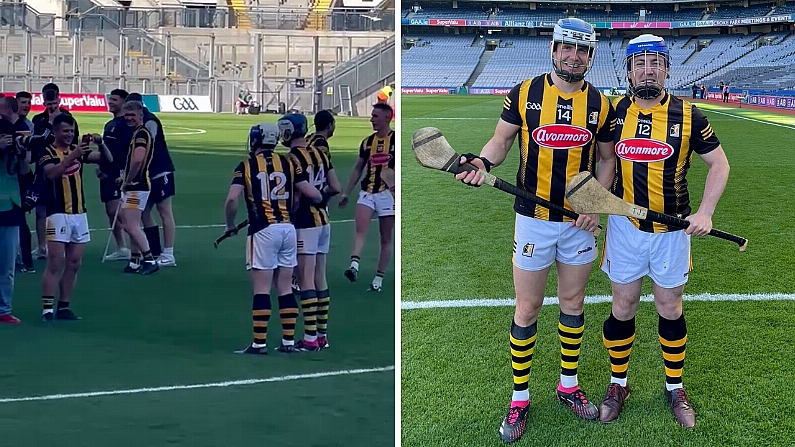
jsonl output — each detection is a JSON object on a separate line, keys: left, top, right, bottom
{"left": 565, "top": 171, "right": 748, "bottom": 252}
{"left": 214, "top": 220, "right": 249, "bottom": 248}
{"left": 412, "top": 127, "right": 602, "bottom": 236}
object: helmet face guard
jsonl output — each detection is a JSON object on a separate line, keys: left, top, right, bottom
{"left": 277, "top": 113, "right": 308, "bottom": 147}
{"left": 625, "top": 34, "right": 671, "bottom": 100}
{"left": 551, "top": 18, "right": 597, "bottom": 83}
{"left": 249, "top": 123, "right": 279, "bottom": 153}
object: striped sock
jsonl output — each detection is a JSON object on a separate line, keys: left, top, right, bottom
{"left": 278, "top": 294, "right": 298, "bottom": 343}
{"left": 659, "top": 313, "right": 687, "bottom": 391}
{"left": 316, "top": 289, "right": 330, "bottom": 334}
{"left": 42, "top": 295, "right": 54, "bottom": 315}
{"left": 300, "top": 290, "right": 317, "bottom": 342}
{"left": 252, "top": 293, "right": 271, "bottom": 348}
{"left": 602, "top": 313, "right": 636, "bottom": 387}
{"left": 558, "top": 311, "right": 585, "bottom": 389}
{"left": 510, "top": 320, "right": 537, "bottom": 404}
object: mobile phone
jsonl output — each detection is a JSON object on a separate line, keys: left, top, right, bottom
{"left": 81, "top": 134, "right": 92, "bottom": 145}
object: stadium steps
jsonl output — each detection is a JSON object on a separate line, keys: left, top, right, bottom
{"left": 465, "top": 49, "right": 494, "bottom": 88}
{"left": 226, "top": 0, "right": 252, "bottom": 29}
{"left": 305, "top": 0, "right": 333, "bottom": 30}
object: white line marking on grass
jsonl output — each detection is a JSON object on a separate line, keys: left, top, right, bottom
{"left": 401, "top": 293, "right": 795, "bottom": 310}
{"left": 166, "top": 126, "right": 207, "bottom": 136}
{"left": 698, "top": 107, "right": 795, "bottom": 130}
{"left": 0, "top": 365, "right": 395, "bottom": 404}
{"left": 404, "top": 117, "right": 494, "bottom": 120}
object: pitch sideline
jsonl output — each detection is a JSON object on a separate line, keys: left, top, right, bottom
{"left": 0, "top": 365, "right": 396, "bottom": 404}
{"left": 401, "top": 292, "right": 795, "bottom": 310}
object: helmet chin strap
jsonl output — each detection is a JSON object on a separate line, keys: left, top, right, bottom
{"left": 628, "top": 81, "right": 663, "bottom": 100}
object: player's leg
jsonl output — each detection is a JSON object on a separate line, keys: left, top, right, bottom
{"left": 598, "top": 216, "right": 648, "bottom": 423}
{"left": 121, "top": 192, "right": 158, "bottom": 274}
{"left": 141, "top": 199, "right": 162, "bottom": 258}
{"left": 649, "top": 229, "right": 695, "bottom": 428}
{"left": 498, "top": 215, "right": 555, "bottom": 443}
{"left": 34, "top": 204, "right": 47, "bottom": 258}
{"left": 552, "top": 224, "right": 599, "bottom": 420}
{"left": 345, "top": 192, "right": 376, "bottom": 282}
{"left": 235, "top": 266, "right": 274, "bottom": 355}
{"left": 315, "top": 224, "right": 331, "bottom": 348}
{"left": 55, "top": 214, "right": 91, "bottom": 320}
{"left": 275, "top": 225, "right": 300, "bottom": 353}
{"left": 41, "top": 214, "right": 68, "bottom": 321}
{"left": 101, "top": 176, "right": 129, "bottom": 261}
{"left": 295, "top": 228, "right": 320, "bottom": 350}
{"left": 155, "top": 194, "right": 176, "bottom": 267}
{"left": 369, "top": 214, "right": 393, "bottom": 291}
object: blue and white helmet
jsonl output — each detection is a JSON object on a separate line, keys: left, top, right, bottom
{"left": 551, "top": 18, "right": 597, "bottom": 83}
{"left": 249, "top": 123, "right": 279, "bottom": 153}
{"left": 277, "top": 113, "right": 308, "bottom": 147}
{"left": 625, "top": 34, "right": 670, "bottom": 100}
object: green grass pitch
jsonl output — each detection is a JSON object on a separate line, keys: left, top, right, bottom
{"left": 400, "top": 95, "right": 795, "bottom": 446}
{"left": 0, "top": 112, "right": 395, "bottom": 446}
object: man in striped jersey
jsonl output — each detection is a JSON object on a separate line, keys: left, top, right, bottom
{"left": 455, "top": 18, "right": 617, "bottom": 443}
{"left": 339, "top": 103, "right": 395, "bottom": 292}
{"left": 597, "top": 34, "right": 731, "bottom": 429}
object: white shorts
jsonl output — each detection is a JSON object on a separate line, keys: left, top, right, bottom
{"left": 357, "top": 190, "right": 395, "bottom": 217}
{"left": 513, "top": 213, "right": 597, "bottom": 271}
{"left": 46, "top": 213, "right": 90, "bottom": 244}
{"left": 246, "top": 223, "right": 297, "bottom": 271}
{"left": 296, "top": 224, "right": 331, "bottom": 255}
{"left": 601, "top": 215, "right": 691, "bottom": 288}
{"left": 122, "top": 190, "right": 150, "bottom": 211}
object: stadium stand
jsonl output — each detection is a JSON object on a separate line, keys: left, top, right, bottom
{"left": 401, "top": 1, "right": 795, "bottom": 95}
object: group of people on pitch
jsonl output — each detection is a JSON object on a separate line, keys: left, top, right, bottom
{"left": 0, "top": 83, "right": 177, "bottom": 324}
{"left": 224, "top": 103, "right": 395, "bottom": 354}
{"left": 454, "top": 19, "right": 731, "bottom": 441}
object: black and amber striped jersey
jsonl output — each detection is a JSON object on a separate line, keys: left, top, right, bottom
{"left": 359, "top": 130, "right": 395, "bottom": 194}
{"left": 38, "top": 144, "right": 91, "bottom": 216}
{"left": 501, "top": 73, "right": 615, "bottom": 222}
{"left": 307, "top": 133, "right": 330, "bottom": 159}
{"left": 611, "top": 92, "right": 720, "bottom": 233}
{"left": 289, "top": 145, "right": 334, "bottom": 229}
{"left": 232, "top": 151, "right": 309, "bottom": 236}
{"left": 124, "top": 126, "right": 155, "bottom": 192}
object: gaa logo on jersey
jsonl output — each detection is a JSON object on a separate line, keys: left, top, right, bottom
{"left": 63, "top": 159, "right": 81, "bottom": 176}
{"left": 531, "top": 124, "right": 593, "bottom": 150}
{"left": 616, "top": 138, "right": 674, "bottom": 163}
{"left": 370, "top": 153, "right": 392, "bottom": 166}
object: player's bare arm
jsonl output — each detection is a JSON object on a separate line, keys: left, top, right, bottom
{"left": 88, "top": 133, "right": 113, "bottom": 165}
{"left": 327, "top": 168, "right": 341, "bottom": 194}
{"left": 339, "top": 157, "right": 366, "bottom": 207}
{"left": 455, "top": 119, "right": 520, "bottom": 186}
{"left": 686, "top": 145, "right": 730, "bottom": 237}
{"left": 224, "top": 184, "right": 244, "bottom": 234}
{"left": 43, "top": 146, "right": 83, "bottom": 179}
{"left": 296, "top": 179, "right": 323, "bottom": 203}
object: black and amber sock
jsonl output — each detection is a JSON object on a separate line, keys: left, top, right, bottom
{"left": 42, "top": 295, "right": 55, "bottom": 314}
{"left": 659, "top": 313, "right": 687, "bottom": 390}
{"left": 559, "top": 312, "right": 585, "bottom": 387}
{"left": 602, "top": 313, "right": 636, "bottom": 386}
{"left": 252, "top": 293, "right": 271, "bottom": 347}
{"left": 143, "top": 225, "right": 162, "bottom": 257}
{"left": 316, "top": 289, "right": 330, "bottom": 334}
{"left": 300, "top": 290, "right": 318, "bottom": 337}
{"left": 278, "top": 294, "right": 298, "bottom": 342}
{"left": 350, "top": 255, "right": 360, "bottom": 270}
{"left": 142, "top": 250, "right": 155, "bottom": 262}
{"left": 130, "top": 252, "right": 142, "bottom": 266}
{"left": 510, "top": 320, "right": 537, "bottom": 402}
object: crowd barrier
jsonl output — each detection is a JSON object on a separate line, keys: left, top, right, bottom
{"left": 0, "top": 93, "right": 213, "bottom": 114}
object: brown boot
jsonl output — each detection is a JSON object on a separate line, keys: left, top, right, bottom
{"left": 665, "top": 388, "right": 696, "bottom": 428}
{"left": 599, "top": 383, "right": 630, "bottom": 423}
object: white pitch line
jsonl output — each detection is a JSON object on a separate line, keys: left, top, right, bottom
{"left": 696, "top": 107, "right": 795, "bottom": 130}
{"left": 166, "top": 126, "right": 208, "bottom": 136}
{"left": 404, "top": 117, "right": 494, "bottom": 120}
{"left": 0, "top": 365, "right": 395, "bottom": 404}
{"left": 401, "top": 293, "right": 795, "bottom": 310}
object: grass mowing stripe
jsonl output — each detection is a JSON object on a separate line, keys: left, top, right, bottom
{"left": 401, "top": 292, "right": 795, "bottom": 310}
{"left": 0, "top": 366, "right": 396, "bottom": 404}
